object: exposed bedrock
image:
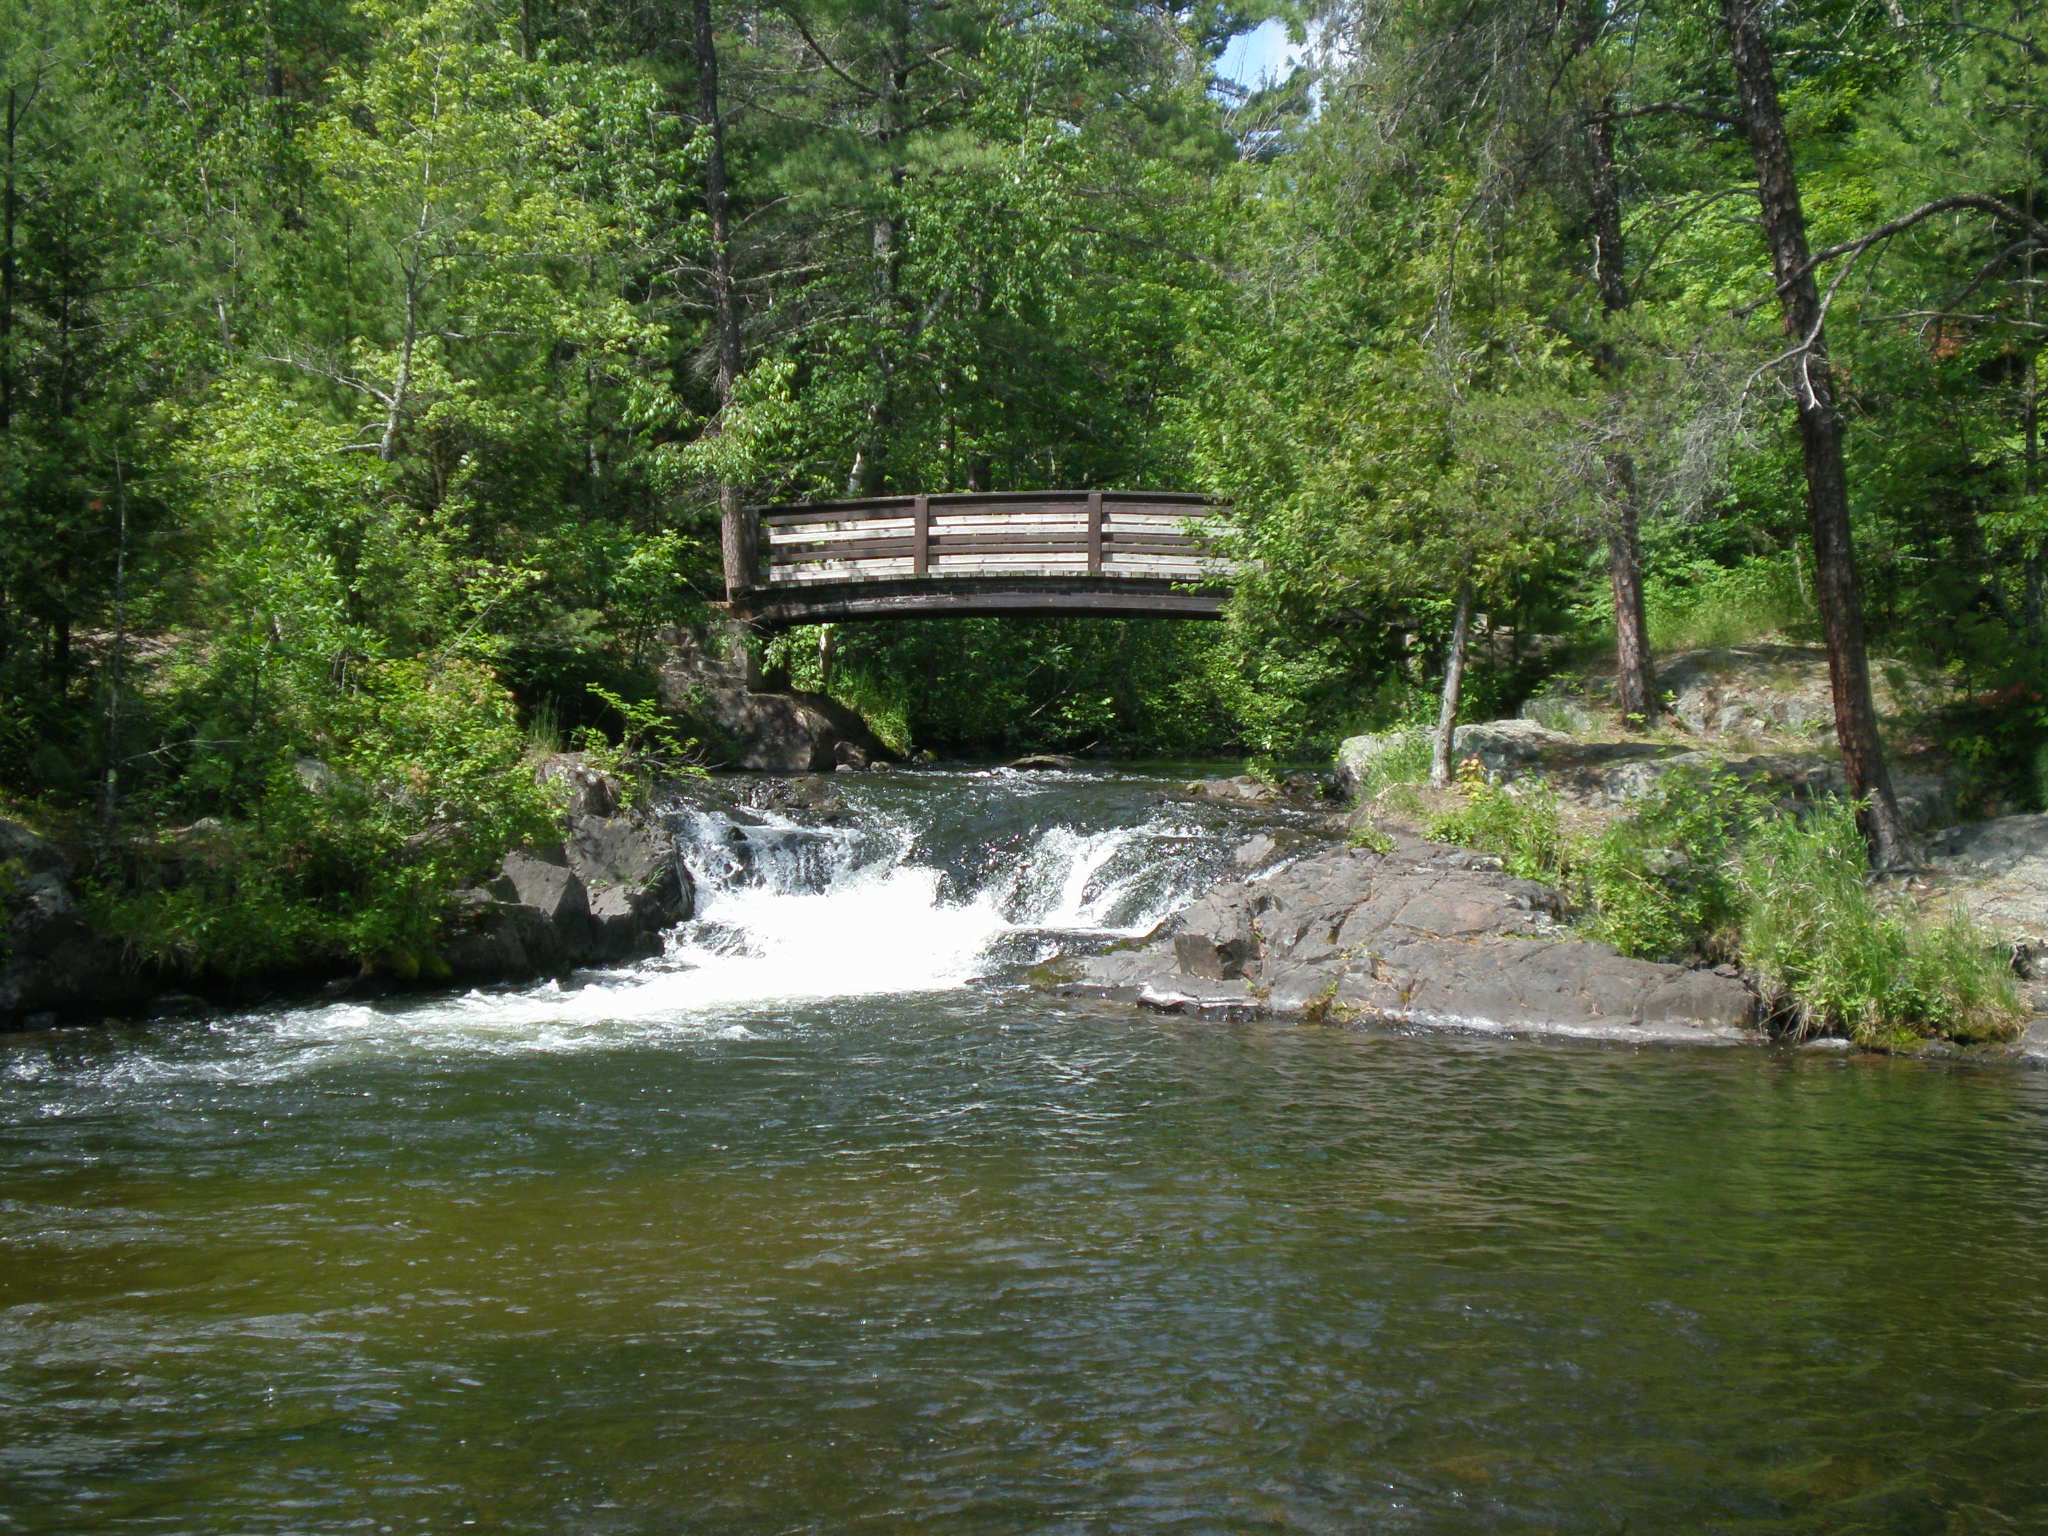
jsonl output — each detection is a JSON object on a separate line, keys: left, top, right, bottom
{"left": 1045, "top": 831, "right": 1757, "bottom": 1045}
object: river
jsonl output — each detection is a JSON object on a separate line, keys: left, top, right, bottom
{"left": 3, "top": 769, "right": 2045, "bottom": 1533}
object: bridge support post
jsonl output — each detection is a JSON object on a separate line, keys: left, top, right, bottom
{"left": 1086, "top": 490, "right": 1103, "bottom": 575}
{"left": 719, "top": 491, "right": 759, "bottom": 601}
{"left": 912, "top": 494, "right": 930, "bottom": 576}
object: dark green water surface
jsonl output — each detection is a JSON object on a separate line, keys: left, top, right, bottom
{"left": 3, "top": 781, "right": 2046, "bottom": 1533}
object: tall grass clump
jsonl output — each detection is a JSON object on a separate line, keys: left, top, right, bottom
{"left": 1425, "top": 763, "right": 1565, "bottom": 882}
{"left": 1350, "top": 729, "right": 1435, "bottom": 800}
{"left": 1643, "top": 551, "right": 1812, "bottom": 651}
{"left": 1571, "top": 765, "right": 1771, "bottom": 961}
{"left": 1737, "top": 802, "right": 2025, "bottom": 1046}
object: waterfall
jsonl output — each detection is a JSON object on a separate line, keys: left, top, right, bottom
{"left": 655, "top": 779, "right": 1228, "bottom": 1005}
{"left": 151, "top": 769, "right": 1273, "bottom": 1069}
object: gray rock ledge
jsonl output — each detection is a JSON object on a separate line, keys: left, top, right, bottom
{"left": 1041, "top": 831, "right": 1757, "bottom": 1046}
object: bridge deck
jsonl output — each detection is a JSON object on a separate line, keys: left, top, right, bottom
{"left": 724, "top": 490, "right": 1233, "bottom": 629}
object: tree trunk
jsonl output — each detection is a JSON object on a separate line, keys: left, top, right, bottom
{"left": 2, "top": 84, "right": 18, "bottom": 436}
{"left": 1586, "top": 107, "right": 1657, "bottom": 725}
{"left": 1430, "top": 582, "right": 1474, "bottom": 787}
{"left": 848, "top": 2, "right": 909, "bottom": 496}
{"left": 1721, "top": 0, "right": 1906, "bottom": 867}
{"left": 99, "top": 460, "right": 129, "bottom": 836}
{"left": 696, "top": 0, "right": 755, "bottom": 600}
{"left": 2023, "top": 181, "right": 2043, "bottom": 635}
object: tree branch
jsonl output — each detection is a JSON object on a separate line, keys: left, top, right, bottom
{"left": 778, "top": 5, "right": 879, "bottom": 98}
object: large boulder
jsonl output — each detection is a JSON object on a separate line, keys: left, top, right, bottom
{"left": 1045, "top": 831, "right": 1757, "bottom": 1044}
{"left": 655, "top": 622, "right": 891, "bottom": 773}
{"left": 444, "top": 795, "right": 693, "bottom": 983}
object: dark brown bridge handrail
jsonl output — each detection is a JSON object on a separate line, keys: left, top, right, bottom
{"left": 720, "top": 490, "right": 1235, "bottom": 630}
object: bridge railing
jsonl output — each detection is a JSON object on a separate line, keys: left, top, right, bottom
{"left": 749, "top": 490, "right": 1231, "bottom": 589}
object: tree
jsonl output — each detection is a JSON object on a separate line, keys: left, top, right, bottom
{"left": 1719, "top": 0, "right": 1905, "bottom": 865}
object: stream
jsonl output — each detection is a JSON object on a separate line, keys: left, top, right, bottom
{"left": 3, "top": 768, "right": 2046, "bottom": 1533}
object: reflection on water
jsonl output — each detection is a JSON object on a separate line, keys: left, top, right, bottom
{"left": 3, "top": 772, "right": 2046, "bottom": 1534}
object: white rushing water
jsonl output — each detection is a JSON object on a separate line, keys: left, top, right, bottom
{"left": 91, "top": 778, "right": 1240, "bottom": 1078}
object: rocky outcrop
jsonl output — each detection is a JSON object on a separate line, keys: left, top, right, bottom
{"left": 1, "top": 761, "right": 696, "bottom": 1026}
{"left": 1043, "top": 831, "right": 1758, "bottom": 1045}
{"left": 1337, "top": 718, "right": 1954, "bottom": 828}
{"left": 439, "top": 760, "right": 693, "bottom": 983}
{"left": 1924, "top": 815, "right": 2048, "bottom": 986}
{"left": 655, "top": 622, "right": 890, "bottom": 772}
{"left": 1178, "top": 772, "right": 1336, "bottom": 810}
{"left": 1522, "top": 642, "right": 1938, "bottom": 743}
{"left": 1, "top": 820, "right": 154, "bottom": 1025}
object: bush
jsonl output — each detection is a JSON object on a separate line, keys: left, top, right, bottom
{"left": 1572, "top": 765, "right": 1772, "bottom": 961}
{"left": 1425, "top": 763, "right": 1564, "bottom": 882}
{"left": 1737, "top": 802, "right": 2024, "bottom": 1046}
{"left": 98, "top": 659, "right": 559, "bottom": 979}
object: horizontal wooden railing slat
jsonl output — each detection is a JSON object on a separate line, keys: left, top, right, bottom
{"left": 746, "top": 490, "right": 1233, "bottom": 607}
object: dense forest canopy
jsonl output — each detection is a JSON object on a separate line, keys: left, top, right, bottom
{"left": 1, "top": 0, "right": 2043, "bottom": 954}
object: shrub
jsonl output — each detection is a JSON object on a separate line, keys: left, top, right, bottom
{"left": 1572, "top": 765, "right": 1772, "bottom": 961}
{"left": 1425, "top": 763, "right": 1564, "bottom": 882}
{"left": 1736, "top": 802, "right": 2024, "bottom": 1045}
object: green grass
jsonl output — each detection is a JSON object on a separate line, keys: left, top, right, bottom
{"left": 1643, "top": 552, "right": 1814, "bottom": 652}
{"left": 1737, "top": 803, "right": 2025, "bottom": 1046}
{"left": 1419, "top": 762, "right": 2026, "bottom": 1046}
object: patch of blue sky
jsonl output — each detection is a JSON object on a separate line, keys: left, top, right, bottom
{"left": 1215, "top": 17, "right": 1296, "bottom": 91}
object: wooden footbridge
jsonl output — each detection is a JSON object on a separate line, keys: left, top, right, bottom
{"left": 719, "top": 490, "right": 1235, "bottom": 630}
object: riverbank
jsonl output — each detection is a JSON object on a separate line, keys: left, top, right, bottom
{"left": 0, "top": 758, "right": 691, "bottom": 1031}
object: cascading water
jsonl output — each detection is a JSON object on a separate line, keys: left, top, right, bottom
{"left": 652, "top": 770, "right": 1249, "bottom": 1007}
{"left": 159, "top": 769, "right": 1292, "bottom": 1069}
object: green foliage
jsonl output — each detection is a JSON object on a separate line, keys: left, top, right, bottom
{"left": 1425, "top": 763, "right": 1565, "bottom": 883}
{"left": 1738, "top": 803, "right": 2024, "bottom": 1046}
{"left": 786, "top": 618, "right": 1245, "bottom": 759}
{"left": 1641, "top": 551, "right": 1815, "bottom": 652}
{"left": 577, "top": 683, "right": 705, "bottom": 795}
{"left": 1571, "top": 766, "right": 1773, "bottom": 961}
{"left": 98, "top": 659, "right": 556, "bottom": 977}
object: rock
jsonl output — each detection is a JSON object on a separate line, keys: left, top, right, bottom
{"left": 1520, "top": 695, "right": 1604, "bottom": 734}
{"left": 741, "top": 776, "right": 848, "bottom": 824}
{"left": 1, "top": 819, "right": 153, "bottom": 1027}
{"left": 1182, "top": 775, "right": 1276, "bottom": 805}
{"left": 1446, "top": 719, "right": 1584, "bottom": 779}
{"left": 1923, "top": 814, "right": 2048, "bottom": 971}
{"left": 448, "top": 805, "right": 693, "bottom": 983}
{"left": 1047, "top": 832, "right": 1757, "bottom": 1044}
{"left": 655, "top": 622, "right": 891, "bottom": 773}
{"left": 565, "top": 813, "right": 691, "bottom": 960}
{"left": 1231, "top": 834, "right": 1285, "bottom": 871}
{"left": 1172, "top": 886, "right": 1260, "bottom": 980}
{"left": 1008, "top": 753, "right": 1080, "bottom": 771}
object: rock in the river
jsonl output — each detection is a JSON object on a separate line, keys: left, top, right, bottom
{"left": 444, "top": 785, "right": 692, "bottom": 983}
{"left": 1045, "top": 831, "right": 1757, "bottom": 1044}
